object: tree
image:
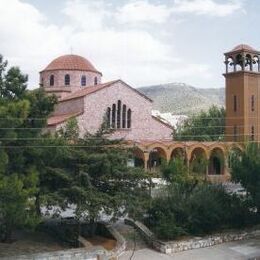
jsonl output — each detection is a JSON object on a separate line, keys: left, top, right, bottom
{"left": 231, "top": 143, "right": 260, "bottom": 213}
{"left": 175, "top": 106, "right": 225, "bottom": 141}
{"left": 0, "top": 55, "right": 56, "bottom": 241}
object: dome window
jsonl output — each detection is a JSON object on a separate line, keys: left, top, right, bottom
{"left": 65, "top": 74, "right": 70, "bottom": 86}
{"left": 50, "top": 75, "right": 54, "bottom": 86}
{"left": 81, "top": 75, "right": 86, "bottom": 86}
{"left": 94, "top": 77, "right": 98, "bottom": 85}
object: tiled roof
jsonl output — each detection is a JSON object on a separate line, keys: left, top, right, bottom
{"left": 41, "top": 54, "right": 102, "bottom": 75}
{"left": 47, "top": 111, "right": 83, "bottom": 126}
{"left": 232, "top": 44, "right": 256, "bottom": 52}
{"left": 59, "top": 79, "right": 153, "bottom": 102}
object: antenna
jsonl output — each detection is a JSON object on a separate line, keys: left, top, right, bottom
{"left": 70, "top": 46, "right": 73, "bottom": 54}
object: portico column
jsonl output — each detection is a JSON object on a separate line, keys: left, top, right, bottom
{"left": 143, "top": 151, "right": 149, "bottom": 171}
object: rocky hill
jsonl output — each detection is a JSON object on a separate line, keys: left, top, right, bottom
{"left": 138, "top": 83, "right": 225, "bottom": 115}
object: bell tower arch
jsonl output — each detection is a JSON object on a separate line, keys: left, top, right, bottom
{"left": 224, "top": 44, "right": 260, "bottom": 142}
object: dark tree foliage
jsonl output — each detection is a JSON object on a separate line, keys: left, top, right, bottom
{"left": 0, "top": 55, "right": 56, "bottom": 241}
{"left": 231, "top": 143, "right": 260, "bottom": 213}
{"left": 175, "top": 106, "right": 225, "bottom": 141}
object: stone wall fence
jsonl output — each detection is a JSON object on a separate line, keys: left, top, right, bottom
{"left": 125, "top": 218, "right": 260, "bottom": 255}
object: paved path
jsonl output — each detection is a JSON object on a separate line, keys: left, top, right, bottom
{"left": 120, "top": 236, "right": 260, "bottom": 260}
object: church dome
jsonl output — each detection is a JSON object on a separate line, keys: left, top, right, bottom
{"left": 42, "top": 54, "right": 102, "bottom": 75}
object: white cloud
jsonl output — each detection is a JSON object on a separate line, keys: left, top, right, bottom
{"left": 172, "top": 0, "right": 244, "bottom": 17}
{"left": 0, "top": 0, "right": 214, "bottom": 89}
{"left": 116, "top": 1, "right": 171, "bottom": 24}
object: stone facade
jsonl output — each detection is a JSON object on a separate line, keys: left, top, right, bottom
{"left": 50, "top": 80, "right": 173, "bottom": 141}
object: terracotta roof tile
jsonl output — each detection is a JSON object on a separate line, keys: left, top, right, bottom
{"left": 47, "top": 111, "right": 83, "bottom": 126}
{"left": 59, "top": 79, "right": 153, "bottom": 103}
{"left": 41, "top": 54, "right": 102, "bottom": 75}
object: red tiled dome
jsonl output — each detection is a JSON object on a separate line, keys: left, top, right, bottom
{"left": 42, "top": 54, "right": 101, "bottom": 74}
{"left": 232, "top": 44, "right": 256, "bottom": 52}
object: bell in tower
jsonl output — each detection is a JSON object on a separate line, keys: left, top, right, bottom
{"left": 224, "top": 44, "right": 260, "bottom": 142}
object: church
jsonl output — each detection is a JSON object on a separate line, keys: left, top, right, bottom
{"left": 40, "top": 55, "right": 173, "bottom": 141}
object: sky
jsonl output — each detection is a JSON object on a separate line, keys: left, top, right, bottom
{"left": 0, "top": 0, "right": 259, "bottom": 89}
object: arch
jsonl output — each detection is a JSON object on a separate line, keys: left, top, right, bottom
{"left": 117, "top": 100, "right": 121, "bottom": 129}
{"left": 111, "top": 104, "right": 116, "bottom": 128}
{"left": 170, "top": 147, "right": 187, "bottom": 163}
{"left": 235, "top": 54, "right": 243, "bottom": 71}
{"left": 148, "top": 146, "right": 167, "bottom": 170}
{"left": 208, "top": 148, "right": 225, "bottom": 175}
{"left": 245, "top": 54, "right": 252, "bottom": 71}
{"left": 94, "top": 76, "right": 98, "bottom": 85}
{"left": 132, "top": 147, "right": 145, "bottom": 168}
{"left": 122, "top": 105, "right": 126, "bottom": 128}
{"left": 228, "top": 145, "right": 243, "bottom": 169}
{"left": 65, "top": 74, "right": 70, "bottom": 86}
{"left": 227, "top": 56, "right": 235, "bottom": 72}
{"left": 50, "top": 75, "right": 54, "bottom": 86}
{"left": 189, "top": 147, "right": 208, "bottom": 175}
{"left": 127, "top": 109, "right": 131, "bottom": 128}
{"left": 81, "top": 75, "right": 86, "bottom": 86}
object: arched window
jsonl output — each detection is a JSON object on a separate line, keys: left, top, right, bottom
{"left": 94, "top": 77, "right": 98, "bottom": 85}
{"left": 112, "top": 104, "right": 116, "bottom": 128}
{"left": 251, "top": 126, "right": 255, "bottom": 141}
{"left": 81, "top": 75, "right": 86, "bottom": 86}
{"left": 251, "top": 95, "right": 255, "bottom": 112}
{"left": 127, "top": 109, "right": 131, "bottom": 128}
{"left": 106, "top": 107, "right": 111, "bottom": 128}
{"left": 122, "top": 105, "right": 126, "bottom": 128}
{"left": 233, "top": 95, "right": 237, "bottom": 112}
{"left": 117, "top": 100, "right": 121, "bottom": 128}
{"left": 50, "top": 75, "right": 54, "bottom": 86}
{"left": 65, "top": 74, "right": 70, "bottom": 86}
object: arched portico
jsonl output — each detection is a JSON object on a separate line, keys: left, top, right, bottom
{"left": 189, "top": 147, "right": 208, "bottom": 175}
{"left": 148, "top": 146, "right": 167, "bottom": 170}
{"left": 208, "top": 148, "right": 225, "bottom": 175}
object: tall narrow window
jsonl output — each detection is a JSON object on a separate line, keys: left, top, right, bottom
{"left": 94, "top": 77, "right": 98, "bottom": 85}
{"left": 233, "top": 95, "right": 237, "bottom": 112}
{"left": 251, "top": 126, "right": 255, "bottom": 141}
{"left": 112, "top": 104, "right": 116, "bottom": 128}
{"left": 50, "top": 75, "right": 54, "bottom": 86}
{"left": 65, "top": 74, "right": 70, "bottom": 86}
{"left": 122, "top": 105, "right": 126, "bottom": 128}
{"left": 127, "top": 109, "right": 131, "bottom": 128}
{"left": 106, "top": 107, "right": 111, "bottom": 128}
{"left": 234, "top": 125, "right": 237, "bottom": 141}
{"left": 117, "top": 100, "right": 121, "bottom": 128}
{"left": 251, "top": 95, "right": 255, "bottom": 112}
{"left": 81, "top": 75, "right": 86, "bottom": 86}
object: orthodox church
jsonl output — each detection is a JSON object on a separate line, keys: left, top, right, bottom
{"left": 40, "top": 54, "right": 172, "bottom": 141}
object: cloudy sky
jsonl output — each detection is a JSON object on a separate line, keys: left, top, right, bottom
{"left": 0, "top": 0, "right": 259, "bottom": 89}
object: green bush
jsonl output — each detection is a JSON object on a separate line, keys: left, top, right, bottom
{"left": 147, "top": 183, "right": 256, "bottom": 239}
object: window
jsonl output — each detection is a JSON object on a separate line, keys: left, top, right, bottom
{"left": 251, "top": 95, "right": 255, "bottom": 112}
{"left": 50, "top": 75, "right": 54, "bottom": 86}
{"left": 112, "top": 104, "right": 116, "bottom": 128}
{"left": 94, "top": 77, "right": 98, "bottom": 85}
{"left": 234, "top": 125, "right": 237, "bottom": 141}
{"left": 117, "top": 100, "right": 121, "bottom": 128}
{"left": 233, "top": 95, "right": 237, "bottom": 112}
{"left": 127, "top": 109, "right": 132, "bottom": 128}
{"left": 81, "top": 75, "right": 86, "bottom": 86}
{"left": 106, "top": 107, "right": 111, "bottom": 128}
{"left": 251, "top": 126, "right": 255, "bottom": 141}
{"left": 65, "top": 74, "right": 70, "bottom": 86}
{"left": 122, "top": 105, "right": 126, "bottom": 128}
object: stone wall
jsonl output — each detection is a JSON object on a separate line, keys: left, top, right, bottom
{"left": 5, "top": 223, "right": 126, "bottom": 260}
{"left": 125, "top": 218, "right": 260, "bottom": 255}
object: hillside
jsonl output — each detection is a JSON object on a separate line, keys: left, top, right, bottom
{"left": 138, "top": 83, "right": 225, "bottom": 115}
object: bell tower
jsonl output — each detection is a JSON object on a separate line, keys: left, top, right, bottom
{"left": 224, "top": 44, "right": 260, "bottom": 142}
